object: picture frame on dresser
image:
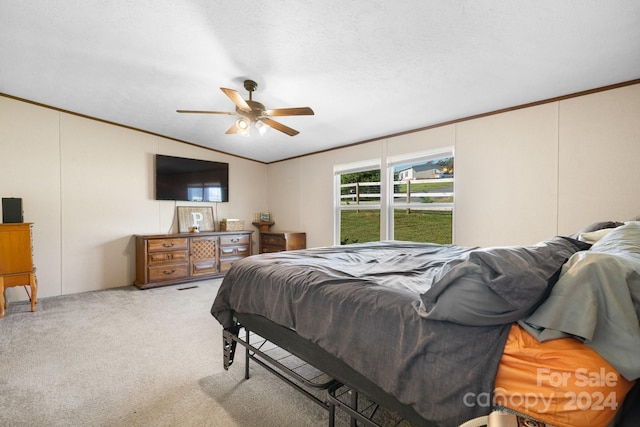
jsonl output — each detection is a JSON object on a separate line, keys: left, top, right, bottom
{"left": 177, "top": 206, "right": 215, "bottom": 233}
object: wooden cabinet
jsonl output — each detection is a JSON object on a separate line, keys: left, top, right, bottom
{"left": 0, "top": 223, "right": 37, "bottom": 317}
{"left": 189, "top": 236, "right": 218, "bottom": 278}
{"left": 135, "top": 231, "right": 252, "bottom": 289}
{"left": 260, "top": 231, "right": 306, "bottom": 253}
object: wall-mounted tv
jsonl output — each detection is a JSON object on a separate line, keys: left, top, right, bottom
{"left": 155, "top": 154, "right": 229, "bottom": 202}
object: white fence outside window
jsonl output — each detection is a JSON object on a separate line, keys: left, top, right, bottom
{"left": 340, "top": 178, "right": 453, "bottom": 211}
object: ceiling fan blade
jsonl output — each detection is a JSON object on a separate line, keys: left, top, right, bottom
{"left": 176, "top": 110, "right": 235, "bottom": 115}
{"left": 265, "top": 107, "right": 314, "bottom": 116}
{"left": 220, "top": 88, "right": 251, "bottom": 112}
{"left": 261, "top": 118, "right": 299, "bottom": 136}
{"left": 225, "top": 123, "right": 239, "bottom": 134}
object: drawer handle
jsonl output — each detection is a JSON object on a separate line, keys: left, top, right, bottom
{"left": 231, "top": 238, "right": 240, "bottom": 243}
{"left": 162, "top": 242, "right": 175, "bottom": 248}
{"left": 163, "top": 269, "right": 176, "bottom": 275}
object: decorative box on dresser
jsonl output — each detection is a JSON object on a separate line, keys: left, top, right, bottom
{"left": 135, "top": 230, "right": 252, "bottom": 289}
{"left": 260, "top": 231, "right": 306, "bottom": 254}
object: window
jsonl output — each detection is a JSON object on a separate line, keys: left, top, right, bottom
{"left": 387, "top": 149, "right": 454, "bottom": 244}
{"left": 335, "top": 148, "right": 453, "bottom": 245}
{"left": 334, "top": 159, "right": 381, "bottom": 245}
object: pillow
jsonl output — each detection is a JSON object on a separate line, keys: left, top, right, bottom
{"left": 590, "top": 221, "right": 640, "bottom": 256}
{"left": 570, "top": 220, "right": 623, "bottom": 239}
{"left": 579, "top": 227, "right": 616, "bottom": 243}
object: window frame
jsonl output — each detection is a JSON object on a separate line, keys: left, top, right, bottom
{"left": 334, "top": 147, "right": 454, "bottom": 245}
{"left": 386, "top": 147, "right": 454, "bottom": 240}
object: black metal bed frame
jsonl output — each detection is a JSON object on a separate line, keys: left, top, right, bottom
{"left": 221, "top": 312, "right": 640, "bottom": 427}
{"left": 222, "top": 311, "right": 436, "bottom": 427}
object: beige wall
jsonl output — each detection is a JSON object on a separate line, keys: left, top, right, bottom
{"left": 1, "top": 96, "right": 267, "bottom": 301}
{"left": 1, "top": 99, "right": 62, "bottom": 298}
{"left": 557, "top": 86, "right": 640, "bottom": 234}
{"left": 455, "top": 103, "right": 560, "bottom": 246}
{"left": 267, "top": 83, "right": 640, "bottom": 248}
{"left": 2, "top": 83, "right": 639, "bottom": 300}
{"left": 267, "top": 141, "right": 384, "bottom": 247}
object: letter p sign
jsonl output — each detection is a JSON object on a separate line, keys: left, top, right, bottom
{"left": 191, "top": 212, "right": 204, "bottom": 228}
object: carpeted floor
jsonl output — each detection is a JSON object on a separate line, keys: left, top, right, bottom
{"left": 0, "top": 280, "right": 334, "bottom": 426}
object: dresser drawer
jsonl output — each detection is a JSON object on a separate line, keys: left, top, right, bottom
{"left": 219, "top": 245, "right": 251, "bottom": 259}
{"left": 148, "top": 250, "right": 188, "bottom": 265}
{"left": 261, "top": 234, "right": 286, "bottom": 248}
{"left": 220, "top": 234, "right": 251, "bottom": 246}
{"left": 262, "top": 244, "right": 284, "bottom": 253}
{"left": 219, "top": 257, "right": 244, "bottom": 273}
{"left": 191, "top": 259, "right": 217, "bottom": 276}
{"left": 259, "top": 232, "right": 306, "bottom": 253}
{"left": 148, "top": 264, "right": 188, "bottom": 282}
{"left": 148, "top": 238, "right": 188, "bottom": 252}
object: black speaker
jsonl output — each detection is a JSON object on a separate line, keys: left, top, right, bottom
{"left": 2, "top": 198, "right": 23, "bottom": 223}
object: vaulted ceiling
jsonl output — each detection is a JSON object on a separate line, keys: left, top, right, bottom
{"left": 2, "top": 1, "right": 639, "bottom": 163}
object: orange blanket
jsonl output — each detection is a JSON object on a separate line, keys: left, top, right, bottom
{"left": 494, "top": 324, "right": 634, "bottom": 427}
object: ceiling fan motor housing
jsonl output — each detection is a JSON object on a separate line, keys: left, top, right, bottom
{"left": 238, "top": 100, "right": 265, "bottom": 121}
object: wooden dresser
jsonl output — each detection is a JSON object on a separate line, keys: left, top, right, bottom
{"left": 135, "top": 230, "right": 252, "bottom": 289}
{"left": 0, "top": 223, "right": 37, "bottom": 317}
{"left": 260, "top": 231, "right": 306, "bottom": 253}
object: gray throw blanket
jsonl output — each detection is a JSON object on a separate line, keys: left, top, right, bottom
{"left": 520, "top": 223, "right": 640, "bottom": 381}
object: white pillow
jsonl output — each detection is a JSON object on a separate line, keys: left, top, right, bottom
{"left": 590, "top": 222, "right": 640, "bottom": 255}
{"left": 579, "top": 227, "right": 616, "bottom": 243}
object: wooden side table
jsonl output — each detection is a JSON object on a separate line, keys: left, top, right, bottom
{"left": 252, "top": 221, "right": 275, "bottom": 253}
{"left": 0, "top": 223, "right": 38, "bottom": 318}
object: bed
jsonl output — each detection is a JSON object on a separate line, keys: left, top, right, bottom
{"left": 211, "top": 221, "right": 640, "bottom": 427}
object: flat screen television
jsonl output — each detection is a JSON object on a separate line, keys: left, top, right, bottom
{"left": 155, "top": 154, "right": 229, "bottom": 202}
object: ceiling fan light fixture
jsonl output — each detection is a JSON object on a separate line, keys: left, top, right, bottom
{"left": 255, "top": 119, "right": 270, "bottom": 135}
{"left": 236, "top": 118, "right": 250, "bottom": 136}
{"left": 236, "top": 117, "right": 250, "bottom": 130}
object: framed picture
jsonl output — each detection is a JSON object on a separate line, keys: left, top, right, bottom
{"left": 177, "top": 206, "right": 215, "bottom": 233}
{"left": 260, "top": 211, "right": 271, "bottom": 222}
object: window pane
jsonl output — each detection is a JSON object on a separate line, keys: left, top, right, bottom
{"left": 338, "top": 168, "right": 381, "bottom": 245}
{"left": 392, "top": 156, "right": 453, "bottom": 243}
{"left": 340, "top": 210, "right": 380, "bottom": 245}
{"left": 393, "top": 210, "right": 452, "bottom": 244}
{"left": 340, "top": 170, "right": 381, "bottom": 207}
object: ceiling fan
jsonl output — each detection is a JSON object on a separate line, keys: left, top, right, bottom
{"left": 177, "top": 79, "right": 314, "bottom": 136}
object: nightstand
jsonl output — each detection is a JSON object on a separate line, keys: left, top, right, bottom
{"left": 260, "top": 231, "right": 306, "bottom": 253}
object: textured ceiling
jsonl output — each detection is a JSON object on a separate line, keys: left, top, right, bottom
{"left": 1, "top": 1, "right": 639, "bottom": 163}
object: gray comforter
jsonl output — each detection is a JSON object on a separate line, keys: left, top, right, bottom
{"left": 211, "top": 238, "right": 584, "bottom": 427}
